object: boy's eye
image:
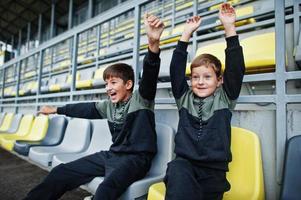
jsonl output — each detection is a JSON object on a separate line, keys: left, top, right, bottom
{"left": 205, "top": 75, "right": 211, "bottom": 79}
{"left": 192, "top": 76, "right": 199, "bottom": 80}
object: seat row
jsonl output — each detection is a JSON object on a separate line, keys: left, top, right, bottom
{"left": 0, "top": 112, "right": 264, "bottom": 199}
{"left": 0, "top": 112, "right": 175, "bottom": 199}
{"left": 3, "top": 29, "right": 276, "bottom": 98}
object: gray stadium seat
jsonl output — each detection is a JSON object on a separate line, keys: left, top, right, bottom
{"left": 158, "top": 50, "right": 173, "bottom": 82}
{"left": 0, "top": 113, "right": 23, "bottom": 134}
{"left": 86, "top": 123, "right": 175, "bottom": 200}
{"left": 51, "top": 119, "right": 112, "bottom": 168}
{"left": 28, "top": 118, "right": 91, "bottom": 167}
{"left": 14, "top": 115, "right": 67, "bottom": 156}
{"left": 280, "top": 135, "right": 301, "bottom": 199}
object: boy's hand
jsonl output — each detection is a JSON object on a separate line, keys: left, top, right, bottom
{"left": 144, "top": 13, "right": 165, "bottom": 53}
{"left": 219, "top": 3, "right": 237, "bottom": 37}
{"left": 38, "top": 106, "right": 57, "bottom": 115}
{"left": 180, "top": 16, "right": 202, "bottom": 42}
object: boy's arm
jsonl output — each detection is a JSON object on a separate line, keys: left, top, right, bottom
{"left": 170, "top": 41, "right": 189, "bottom": 99}
{"left": 171, "top": 16, "right": 201, "bottom": 99}
{"left": 219, "top": 3, "right": 245, "bottom": 100}
{"left": 39, "top": 103, "right": 103, "bottom": 119}
{"left": 139, "top": 14, "right": 164, "bottom": 100}
{"left": 223, "top": 36, "right": 245, "bottom": 100}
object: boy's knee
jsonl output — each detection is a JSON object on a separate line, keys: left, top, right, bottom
{"left": 51, "top": 164, "right": 65, "bottom": 174}
{"left": 46, "top": 164, "right": 66, "bottom": 181}
{"left": 167, "top": 158, "right": 191, "bottom": 173}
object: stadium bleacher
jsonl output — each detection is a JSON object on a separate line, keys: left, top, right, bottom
{"left": 0, "top": 0, "right": 300, "bottom": 199}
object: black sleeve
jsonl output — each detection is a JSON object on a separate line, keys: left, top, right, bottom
{"left": 57, "top": 102, "right": 102, "bottom": 119}
{"left": 170, "top": 41, "right": 189, "bottom": 99}
{"left": 139, "top": 48, "right": 161, "bottom": 100}
{"left": 223, "top": 35, "right": 246, "bottom": 100}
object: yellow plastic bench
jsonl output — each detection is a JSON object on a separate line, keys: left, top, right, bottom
{"left": 147, "top": 127, "right": 265, "bottom": 200}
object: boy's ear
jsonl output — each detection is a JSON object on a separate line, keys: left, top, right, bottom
{"left": 217, "top": 76, "right": 223, "bottom": 87}
{"left": 125, "top": 80, "right": 133, "bottom": 90}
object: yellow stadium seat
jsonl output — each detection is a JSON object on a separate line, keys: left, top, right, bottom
{"left": 0, "top": 113, "right": 14, "bottom": 132}
{"left": 52, "top": 60, "right": 71, "bottom": 72}
{"left": 4, "top": 87, "right": 14, "bottom": 97}
{"left": 49, "top": 74, "right": 80, "bottom": 92}
{"left": 240, "top": 32, "right": 276, "bottom": 73}
{"left": 186, "top": 32, "right": 275, "bottom": 75}
{"left": 176, "top": 1, "right": 193, "bottom": 11}
{"left": 160, "top": 24, "right": 183, "bottom": 45}
{"left": 186, "top": 41, "right": 226, "bottom": 75}
{"left": 76, "top": 80, "right": 93, "bottom": 89}
{"left": 1, "top": 115, "right": 48, "bottom": 151}
{"left": 49, "top": 84, "right": 61, "bottom": 92}
{"left": 24, "top": 71, "right": 37, "bottom": 78}
{"left": 92, "top": 67, "right": 106, "bottom": 88}
{"left": 147, "top": 127, "right": 265, "bottom": 200}
{"left": 94, "top": 68, "right": 105, "bottom": 79}
{"left": 76, "top": 71, "right": 94, "bottom": 89}
{"left": 77, "top": 54, "right": 95, "bottom": 65}
{"left": 0, "top": 114, "right": 34, "bottom": 151}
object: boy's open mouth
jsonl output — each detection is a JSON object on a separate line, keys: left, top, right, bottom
{"left": 109, "top": 92, "right": 117, "bottom": 98}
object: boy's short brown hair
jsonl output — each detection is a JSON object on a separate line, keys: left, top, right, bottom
{"left": 103, "top": 63, "right": 135, "bottom": 91}
{"left": 190, "top": 54, "right": 222, "bottom": 78}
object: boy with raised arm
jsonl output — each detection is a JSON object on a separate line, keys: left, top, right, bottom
{"left": 23, "top": 13, "right": 164, "bottom": 200}
{"left": 164, "top": 3, "right": 245, "bottom": 200}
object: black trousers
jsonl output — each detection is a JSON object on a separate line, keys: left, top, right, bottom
{"left": 23, "top": 151, "right": 153, "bottom": 200}
{"left": 164, "top": 157, "right": 230, "bottom": 200}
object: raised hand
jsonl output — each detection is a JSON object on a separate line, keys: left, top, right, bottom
{"left": 38, "top": 106, "right": 57, "bottom": 115}
{"left": 180, "top": 16, "right": 202, "bottom": 42}
{"left": 219, "top": 3, "right": 236, "bottom": 37}
{"left": 144, "top": 13, "right": 165, "bottom": 53}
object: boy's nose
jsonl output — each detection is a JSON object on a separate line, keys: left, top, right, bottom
{"left": 105, "top": 84, "right": 111, "bottom": 91}
{"left": 198, "top": 77, "right": 204, "bottom": 84}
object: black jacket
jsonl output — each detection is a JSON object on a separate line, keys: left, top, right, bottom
{"left": 57, "top": 49, "right": 161, "bottom": 155}
{"left": 170, "top": 36, "right": 245, "bottom": 170}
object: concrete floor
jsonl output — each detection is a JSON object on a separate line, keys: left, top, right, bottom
{"left": 0, "top": 148, "right": 90, "bottom": 200}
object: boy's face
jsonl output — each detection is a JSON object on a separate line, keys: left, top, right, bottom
{"left": 191, "top": 65, "right": 222, "bottom": 98}
{"left": 105, "top": 76, "right": 133, "bottom": 103}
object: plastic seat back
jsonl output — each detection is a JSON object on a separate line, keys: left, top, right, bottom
{"left": 147, "top": 123, "right": 174, "bottom": 176}
{"left": 147, "top": 127, "right": 265, "bottom": 200}
{"left": 59, "top": 118, "right": 91, "bottom": 152}
{"left": 0, "top": 113, "right": 14, "bottom": 132}
{"left": 223, "top": 127, "right": 265, "bottom": 200}
{"left": 1, "top": 114, "right": 35, "bottom": 139}
{"left": 0, "top": 113, "right": 23, "bottom": 134}
{"left": 41, "top": 116, "right": 67, "bottom": 145}
{"left": 92, "top": 67, "right": 106, "bottom": 86}
{"left": 0, "top": 112, "right": 6, "bottom": 126}
{"left": 87, "top": 120, "right": 112, "bottom": 153}
{"left": 21, "top": 115, "right": 49, "bottom": 141}
{"left": 241, "top": 32, "right": 275, "bottom": 73}
{"left": 280, "top": 135, "right": 301, "bottom": 199}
